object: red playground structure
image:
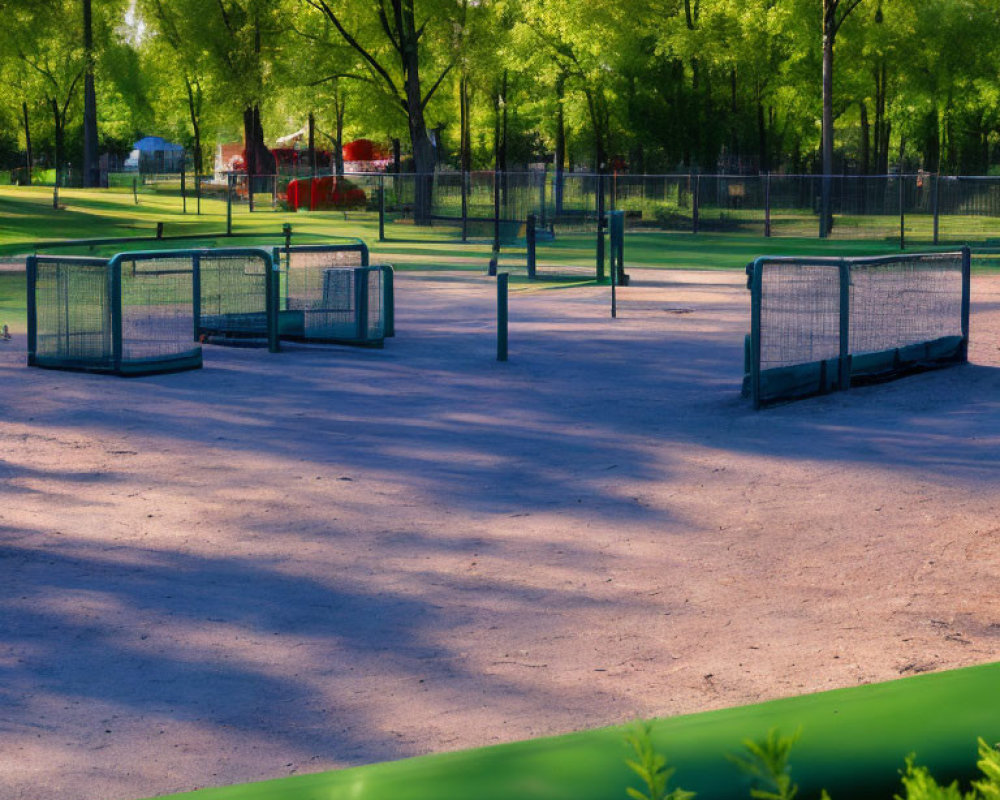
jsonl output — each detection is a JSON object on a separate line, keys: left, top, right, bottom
{"left": 285, "top": 175, "right": 367, "bottom": 212}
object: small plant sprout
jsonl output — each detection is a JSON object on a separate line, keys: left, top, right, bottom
{"left": 971, "top": 738, "right": 1000, "bottom": 799}
{"left": 624, "top": 721, "right": 695, "bottom": 800}
{"left": 895, "top": 754, "right": 973, "bottom": 800}
{"left": 727, "top": 728, "right": 801, "bottom": 800}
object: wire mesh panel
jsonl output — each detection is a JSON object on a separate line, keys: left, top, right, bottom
{"left": 28, "top": 253, "right": 203, "bottom": 375}
{"left": 747, "top": 249, "right": 969, "bottom": 407}
{"left": 849, "top": 253, "right": 965, "bottom": 358}
{"left": 277, "top": 243, "right": 389, "bottom": 346}
{"left": 196, "top": 250, "right": 278, "bottom": 349}
{"left": 111, "top": 252, "right": 202, "bottom": 375}
{"left": 758, "top": 262, "right": 842, "bottom": 370}
{"left": 28, "top": 256, "right": 113, "bottom": 370}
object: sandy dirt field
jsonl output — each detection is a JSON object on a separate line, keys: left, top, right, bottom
{"left": 1, "top": 268, "right": 999, "bottom": 800}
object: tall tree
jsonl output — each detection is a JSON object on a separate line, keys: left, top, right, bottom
{"left": 82, "top": 0, "right": 100, "bottom": 186}
{"left": 821, "top": 0, "right": 866, "bottom": 235}
{"left": 299, "top": 0, "right": 463, "bottom": 223}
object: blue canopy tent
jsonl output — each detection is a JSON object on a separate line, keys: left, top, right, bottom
{"left": 126, "top": 136, "right": 186, "bottom": 173}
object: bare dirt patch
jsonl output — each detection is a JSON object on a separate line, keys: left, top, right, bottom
{"left": 1, "top": 269, "right": 999, "bottom": 800}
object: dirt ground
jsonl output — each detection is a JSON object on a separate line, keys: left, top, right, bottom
{"left": 1, "top": 268, "right": 999, "bottom": 800}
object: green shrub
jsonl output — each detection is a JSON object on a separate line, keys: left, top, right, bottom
{"left": 624, "top": 722, "right": 695, "bottom": 800}
{"left": 624, "top": 724, "right": 1000, "bottom": 800}
{"left": 728, "top": 728, "right": 800, "bottom": 800}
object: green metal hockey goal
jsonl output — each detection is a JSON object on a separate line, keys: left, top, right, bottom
{"left": 27, "top": 252, "right": 204, "bottom": 376}
{"left": 273, "top": 241, "right": 394, "bottom": 347}
{"left": 745, "top": 248, "right": 971, "bottom": 407}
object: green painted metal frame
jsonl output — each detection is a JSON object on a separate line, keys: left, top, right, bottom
{"left": 748, "top": 248, "right": 971, "bottom": 408}
{"left": 181, "top": 247, "right": 281, "bottom": 353}
{"left": 26, "top": 254, "right": 110, "bottom": 371}
{"left": 27, "top": 252, "right": 205, "bottom": 376}
{"left": 273, "top": 240, "right": 395, "bottom": 346}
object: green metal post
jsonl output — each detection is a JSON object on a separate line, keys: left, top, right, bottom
{"left": 764, "top": 173, "right": 771, "bottom": 237}
{"left": 749, "top": 259, "right": 763, "bottom": 409}
{"left": 381, "top": 265, "right": 394, "bottom": 337}
{"left": 355, "top": 267, "right": 369, "bottom": 342}
{"left": 899, "top": 175, "right": 905, "bottom": 250}
{"left": 692, "top": 174, "right": 700, "bottom": 234}
{"left": 111, "top": 257, "right": 123, "bottom": 373}
{"left": 932, "top": 174, "right": 940, "bottom": 245}
{"left": 611, "top": 242, "right": 617, "bottom": 319}
{"left": 961, "top": 245, "right": 971, "bottom": 361}
{"left": 191, "top": 252, "right": 201, "bottom": 342}
{"left": 490, "top": 168, "right": 500, "bottom": 276}
{"left": 378, "top": 174, "right": 386, "bottom": 242}
{"left": 596, "top": 171, "right": 605, "bottom": 282}
{"left": 226, "top": 174, "right": 233, "bottom": 236}
{"left": 181, "top": 166, "right": 187, "bottom": 215}
{"left": 26, "top": 256, "right": 37, "bottom": 366}
{"left": 497, "top": 272, "right": 508, "bottom": 362}
{"left": 526, "top": 213, "right": 536, "bottom": 279}
{"left": 266, "top": 250, "right": 280, "bottom": 353}
{"left": 838, "top": 259, "right": 851, "bottom": 391}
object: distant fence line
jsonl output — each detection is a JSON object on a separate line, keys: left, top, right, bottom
{"left": 13, "top": 168, "right": 1000, "bottom": 244}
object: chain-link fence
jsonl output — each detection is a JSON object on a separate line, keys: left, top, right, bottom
{"left": 25, "top": 170, "right": 1000, "bottom": 246}
{"left": 318, "top": 172, "right": 1000, "bottom": 245}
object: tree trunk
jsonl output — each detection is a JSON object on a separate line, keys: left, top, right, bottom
{"left": 334, "top": 99, "right": 345, "bottom": 177}
{"left": 554, "top": 73, "right": 566, "bottom": 216}
{"left": 399, "top": 3, "right": 434, "bottom": 224}
{"left": 757, "top": 94, "right": 768, "bottom": 173}
{"left": 82, "top": 0, "right": 100, "bottom": 188}
{"left": 460, "top": 71, "right": 470, "bottom": 241}
{"left": 22, "top": 102, "right": 32, "bottom": 184}
{"left": 500, "top": 70, "right": 508, "bottom": 211}
{"left": 821, "top": 1, "right": 835, "bottom": 237}
{"left": 243, "top": 104, "right": 275, "bottom": 211}
{"left": 308, "top": 112, "right": 316, "bottom": 177}
{"left": 51, "top": 98, "right": 62, "bottom": 208}
{"left": 874, "top": 61, "right": 887, "bottom": 173}
{"left": 859, "top": 101, "right": 870, "bottom": 175}
{"left": 184, "top": 78, "right": 202, "bottom": 176}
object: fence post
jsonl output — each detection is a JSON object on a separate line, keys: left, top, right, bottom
{"left": 764, "top": 173, "right": 771, "bottom": 237}
{"left": 611, "top": 231, "right": 617, "bottom": 319}
{"left": 226, "top": 174, "right": 233, "bottom": 236}
{"left": 196, "top": 171, "right": 202, "bottom": 215}
{"left": 497, "top": 272, "right": 508, "bottom": 362}
{"left": 526, "top": 213, "right": 537, "bottom": 279}
{"left": 932, "top": 174, "right": 940, "bottom": 245}
{"left": 271, "top": 174, "right": 277, "bottom": 209}
{"left": 378, "top": 174, "right": 386, "bottom": 242}
{"left": 132, "top": 177, "right": 138, "bottom": 205}
{"left": 539, "top": 171, "right": 547, "bottom": 230}
{"left": 838, "top": 259, "right": 851, "bottom": 391}
{"left": 961, "top": 245, "right": 971, "bottom": 361}
{"left": 191, "top": 252, "right": 201, "bottom": 343}
{"left": 181, "top": 166, "right": 187, "bottom": 215}
{"left": 596, "top": 170, "right": 606, "bottom": 282}
{"left": 461, "top": 168, "right": 468, "bottom": 242}
{"left": 899, "top": 174, "right": 905, "bottom": 250}
{"left": 692, "top": 174, "right": 700, "bottom": 234}
{"left": 489, "top": 168, "right": 500, "bottom": 276}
